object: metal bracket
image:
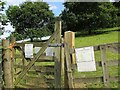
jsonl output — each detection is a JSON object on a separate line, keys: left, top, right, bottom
{"left": 48, "top": 43, "right": 64, "bottom": 47}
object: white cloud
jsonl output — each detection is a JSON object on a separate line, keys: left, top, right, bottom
{"left": 4, "top": 23, "right": 15, "bottom": 32}
{"left": 49, "top": 4, "right": 58, "bottom": 10}
{"left": 0, "top": 22, "right": 15, "bottom": 39}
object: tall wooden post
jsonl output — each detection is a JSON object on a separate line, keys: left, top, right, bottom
{"left": 2, "top": 39, "right": 14, "bottom": 88}
{"left": 10, "top": 36, "right": 16, "bottom": 83}
{"left": 0, "top": 40, "right": 2, "bottom": 89}
{"left": 64, "top": 31, "right": 75, "bottom": 88}
{"left": 54, "top": 20, "right": 62, "bottom": 88}
{"left": 64, "top": 31, "right": 76, "bottom": 65}
{"left": 100, "top": 45, "right": 109, "bottom": 88}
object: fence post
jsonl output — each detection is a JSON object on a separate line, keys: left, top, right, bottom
{"left": 10, "top": 36, "right": 16, "bottom": 83}
{"left": 2, "top": 39, "right": 14, "bottom": 88}
{"left": 64, "top": 31, "right": 76, "bottom": 66}
{"left": 54, "top": 20, "right": 62, "bottom": 88}
{"left": 0, "top": 40, "right": 2, "bottom": 89}
{"left": 64, "top": 31, "right": 74, "bottom": 88}
{"left": 100, "top": 45, "right": 110, "bottom": 88}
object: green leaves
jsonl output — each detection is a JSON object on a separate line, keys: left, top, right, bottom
{"left": 6, "top": 1, "right": 54, "bottom": 41}
{"left": 61, "top": 2, "right": 119, "bottom": 35}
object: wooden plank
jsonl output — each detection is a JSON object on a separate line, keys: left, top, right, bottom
{"left": 0, "top": 41, "right": 2, "bottom": 89}
{"left": 100, "top": 45, "right": 110, "bottom": 88}
{"left": 74, "top": 76, "right": 103, "bottom": 83}
{"left": 64, "top": 43, "right": 74, "bottom": 88}
{"left": 96, "top": 60, "right": 119, "bottom": 67}
{"left": 107, "top": 60, "right": 119, "bottom": 66}
{"left": 54, "top": 20, "right": 62, "bottom": 88}
{"left": 74, "top": 76, "right": 119, "bottom": 83}
{"left": 0, "top": 62, "right": 2, "bottom": 89}
{"left": 14, "top": 25, "right": 60, "bottom": 85}
{"left": 61, "top": 38, "right": 65, "bottom": 78}
{"left": 16, "top": 84, "right": 43, "bottom": 88}
{"left": 15, "top": 42, "right": 46, "bottom": 47}
{"left": 15, "top": 55, "right": 55, "bottom": 62}
{"left": 10, "top": 36, "right": 16, "bottom": 83}
{"left": 2, "top": 40, "right": 14, "bottom": 88}
{"left": 25, "top": 75, "right": 54, "bottom": 83}
{"left": 110, "top": 76, "right": 119, "bottom": 82}
{"left": 14, "top": 65, "right": 54, "bottom": 76}
{"left": 64, "top": 31, "right": 76, "bottom": 65}
{"left": 28, "top": 71, "right": 54, "bottom": 75}
{"left": 25, "top": 75, "right": 54, "bottom": 80}
{"left": 76, "top": 42, "right": 120, "bottom": 52}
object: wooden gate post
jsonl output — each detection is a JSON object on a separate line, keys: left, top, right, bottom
{"left": 54, "top": 20, "right": 62, "bottom": 88}
{"left": 2, "top": 39, "right": 14, "bottom": 88}
{"left": 64, "top": 31, "right": 76, "bottom": 66}
{"left": 64, "top": 31, "right": 75, "bottom": 88}
{"left": 0, "top": 40, "right": 2, "bottom": 89}
{"left": 100, "top": 45, "right": 110, "bottom": 88}
{"left": 10, "top": 36, "right": 16, "bottom": 83}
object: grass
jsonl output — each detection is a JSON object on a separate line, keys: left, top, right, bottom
{"left": 75, "top": 27, "right": 119, "bottom": 48}
{"left": 74, "top": 27, "right": 120, "bottom": 88}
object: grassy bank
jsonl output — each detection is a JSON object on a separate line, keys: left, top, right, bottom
{"left": 75, "top": 27, "right": 119, "bottom": 47}
{"left": 74, "top": 27, "right": 119, "bottom": 88}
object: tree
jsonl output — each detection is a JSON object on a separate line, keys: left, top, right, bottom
{"left": 113, "top": 2, "right": 120, "bottom": 26}
{"left": 60, "top": 2, "right": 119, "bottom": 34}
{"left": 0, "top": 1, "right": 7, "bottom": 35}
{"left": 6, "top": 2, "right": 54, "bottom": 41}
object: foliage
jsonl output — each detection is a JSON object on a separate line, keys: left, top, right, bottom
{"left": 60, "top": 2, "right": 119, "bottom": 34}
{"left": 113, "top": 2, "right": 120, "bottom": 26}
{"left": 6, "top": 2, "right": 55, "bottom": 41}
{"left": 0, "top": 1, "right": 7, "bottom": 34}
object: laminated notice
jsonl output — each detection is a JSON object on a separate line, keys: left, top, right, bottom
{"left": 34, "top": 47, "right": 41, "bottom": 54}
{"left": 75, "top": 46, "right": 96, "bottom": 72}
{"left": 46, "top": 47, "right": 54, "bottom": 56}
{"left": 25, "top": 44, "right": 33, "bottom": 58}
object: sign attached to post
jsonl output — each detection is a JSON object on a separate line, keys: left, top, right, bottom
{"left": 25, "top": 44, "right": 33, "bottom": 58}
{"left": 75, "top": 46, "right": 96, "bottom": 72}
{"left": 46, "top": 47, "right": 54, "bottom": 56}
{"left": 34, "top": 47, "right": 41, "bottom": 54}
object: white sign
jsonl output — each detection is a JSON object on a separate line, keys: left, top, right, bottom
{"left": 34, "top": 47, "right": 41, "bottom": 54}
{"left": 25, "top": 44, "right": 33, "bottom": 58}
{"left": 46, "top": 47, "right": 54, "bottom": 56}
{"left": 75, "top": 46, "right": 96, "bottom": 72}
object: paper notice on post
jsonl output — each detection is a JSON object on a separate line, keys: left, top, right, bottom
{"left": 34, "top": 47, "right": 41, "bottom": 54}
{"left": 75, "top": 46, "right": 96, "bottom": 72}
{"left": 25, "top": 44, "right": 33, "bottom": 58}
{"left": 46, "top": 47, "right": 54, "bottom": 56}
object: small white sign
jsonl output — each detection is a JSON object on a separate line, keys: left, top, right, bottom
{"left": 46, "top": 47, "right": 54, "bottom": 56}
{"left": 75, "top": 46, "right": 96, "bottom": 72}
{"left": 34, "top": 47, "right": 41, "bottom": 54}
{"left": 25, "top": 44, "right": 33, "bottom": 58}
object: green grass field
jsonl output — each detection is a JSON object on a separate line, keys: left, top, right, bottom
{"left": 74, "top": 27, "right": 120, "bottom": 88}
{"left": 75, "top": 27, "right": 119, "bottom": 47}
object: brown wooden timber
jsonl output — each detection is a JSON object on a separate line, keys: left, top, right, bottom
{"left": 54, "top": 20, "right": 62, "bottom": 88}
{"left": 100, "top": 45, "right": 110, "bottom": 88}
{"left": 2, "top": 39, "right": 14, "bottom": 88}
{"left": 14, "top": 23, "right": 60, "bottom": 85}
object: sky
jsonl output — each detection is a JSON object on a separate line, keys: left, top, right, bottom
{"left": 0, "top": 0, "right": 64, "bottom": 39}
